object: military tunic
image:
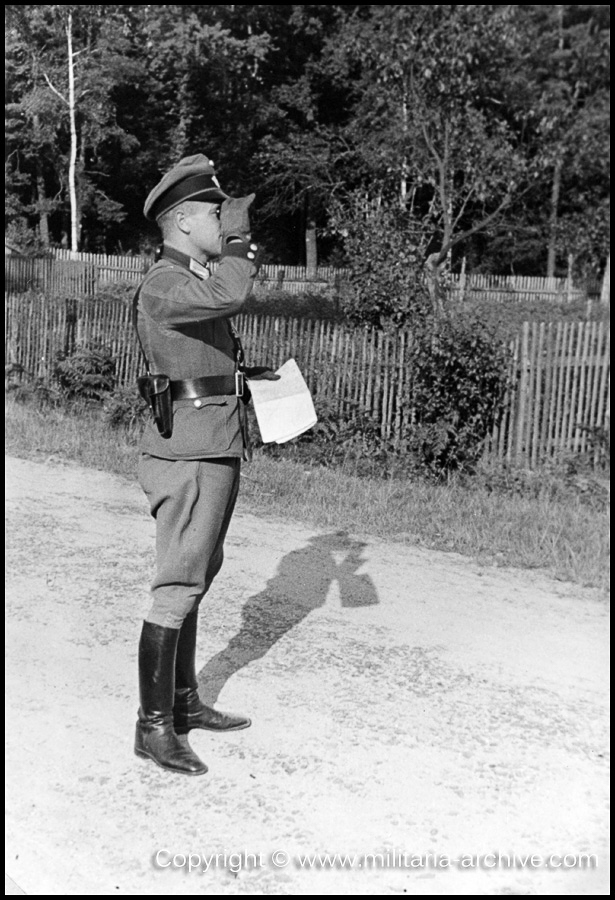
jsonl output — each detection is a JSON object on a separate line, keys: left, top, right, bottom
{"left": 135, "top": 246, "right": 257, "bottom": 628}
{"left": 136, "top": 249, "right": 256, "bottom": 459}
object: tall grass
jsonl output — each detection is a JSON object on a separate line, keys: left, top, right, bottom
{"left": 239, "top": 456, "right": 609, "bottom": 593}
{"left": 5, "top": 397, "right": 609, "bottom": 595}
{"left": 5, "top": 398, "right": 141, "bottom": 477}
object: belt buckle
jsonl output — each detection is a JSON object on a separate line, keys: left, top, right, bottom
{"left": 235, "top": 371, "right": 245, "bottom": 398}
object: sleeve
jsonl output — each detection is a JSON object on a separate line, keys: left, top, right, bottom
{"left": 142, "top": 255, "right": 257, "bottom": 327}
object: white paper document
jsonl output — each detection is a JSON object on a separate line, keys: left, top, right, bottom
{"left": 249, "top": 358, "right": 317, "bottom": 444}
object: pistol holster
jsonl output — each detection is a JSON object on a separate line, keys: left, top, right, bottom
{"left": 137, "top": 374, "right": 173, "bottom": 438}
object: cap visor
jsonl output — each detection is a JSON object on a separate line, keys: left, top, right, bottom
{"left": 188, "top": 188, "right": 229, "bottom": 203}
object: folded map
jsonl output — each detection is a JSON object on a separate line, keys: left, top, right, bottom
{"left": 249, "top": 359, "right": 318, "bottom": 444}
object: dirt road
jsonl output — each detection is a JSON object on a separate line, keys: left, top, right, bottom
{"left": 5, "top": 455, "right": 610, "bottom": 895}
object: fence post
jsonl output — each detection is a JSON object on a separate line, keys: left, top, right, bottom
{"left": 459, "top": 256, "right": 467, "bottom": 303}
{"left": 600, "top": 255, "right": 610, "bottom": 306}
{"left": 566, "top": 254, "right": 574, "bottom": 304}
{"left": 4, "top": 288, "right": 611, "bottom": 471}
{"left": 515, "top": 322, "right": 531, "bottom": 465}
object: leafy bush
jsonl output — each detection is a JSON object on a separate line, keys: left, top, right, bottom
{"left": 329, "top": 195, "right": 432, "bottom": 329}
{"left": 577, "top": 423, "right": 610, "bottom": 468}
{"left": 5, "top": 366, "right": 64, "bottom": 408}
{"left": 254, "top": 399, "right": 408, "bottom": 479}
{"left": 4, "top": 221, "right": 54, "bottom": 258}
{"left": 406, "top": 318, "right": 511, "bottom": 474}
{"left": 53, "top": 344, "right": 116, "bottom": 402}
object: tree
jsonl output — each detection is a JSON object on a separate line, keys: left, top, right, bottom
{"left": 5, "top": 5, "right": 609, "bottom": 271}
{"left": 6, "top": 6, "right": 63, "bottom": 250}
{"left": 321, "top": 5, "right": 541, "bottom": 312}
{"left": 44, "top": 8, "right": 79, "bottom": 251}
{"left": 6, "top": 5, "right": 145, "bottom": 251}
{"left": 251, "top": 5, "right": 354, "bottom": 268}
{"left": 519, "top": 5, "right": 610, "bottom": 278}
{"left": 137, "top": 6, "right": 271, "bottom": 167}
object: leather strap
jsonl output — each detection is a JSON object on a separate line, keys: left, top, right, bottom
{"left": 132, "top": 284, "right": 151, "bottom": 374}
{"left": 170, "top": 375, "right": 238, "bottom": 400}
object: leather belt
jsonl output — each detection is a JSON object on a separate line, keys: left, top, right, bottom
{"left": 170, "top": 374, "right": 242, "bottom": 400}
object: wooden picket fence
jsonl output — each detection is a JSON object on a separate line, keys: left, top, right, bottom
{"left": 449, "top": 272, "right": 599, "bottom": 305}
{"left": 5, "top": 252, "right": 607, "bottom": 304}
{"left": 5, "top": 293, "right": 610, "bottom": 468}
{"left": 4, "top": 253, "right": 346, "bottom": 298}
{"left": 491, "top": 321, "right": 610, "bottom": 467}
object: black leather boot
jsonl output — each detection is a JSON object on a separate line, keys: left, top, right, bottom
{"left": 135, "top": 621, "right": 208, "bottom": 775}
{"left": 173, "top": 607, "right": 251, "bottom": 734}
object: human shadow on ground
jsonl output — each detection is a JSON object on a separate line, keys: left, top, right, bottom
{"left": 198, "top": 530, "right": 379, "bottom": 704}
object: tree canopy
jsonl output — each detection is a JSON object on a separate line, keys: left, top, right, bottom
{"left": 5, "top": 4, "right": 610, "bottom": 282}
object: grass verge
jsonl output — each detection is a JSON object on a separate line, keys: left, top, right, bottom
{"left": 5, "top": 396, "right": 610, "bottom": 595}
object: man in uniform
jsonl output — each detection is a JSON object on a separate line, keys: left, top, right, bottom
{"left": 133, "top": 154, "right": 278, "bottom": 776}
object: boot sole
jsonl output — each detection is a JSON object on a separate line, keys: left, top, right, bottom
{"left": 174, "top": 719, "right": 252, "bottom": 735}
{"left": 134, "top": 747, "right": 208, "bottom": 776}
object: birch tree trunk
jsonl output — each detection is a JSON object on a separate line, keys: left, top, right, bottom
{"left": 66, "top": 12, "right": 79, "bottom": 255}
{"left": 600, "top": 255, "right": 610, "bottom": 305}
{"left": 400, "top": 89, "right": 408, "bottom": 207}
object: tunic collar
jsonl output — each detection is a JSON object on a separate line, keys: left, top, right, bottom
{"left": 158, "top": 244, "right": 210, "bottom": 280}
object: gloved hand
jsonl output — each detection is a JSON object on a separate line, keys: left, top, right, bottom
{"left": 244, "top": 366, "right": 280, "bottom": 381}
{"left": 220, "top": 194, "right": 255, "bottom": 242}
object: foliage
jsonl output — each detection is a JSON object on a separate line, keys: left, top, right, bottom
{"left": 576, "top": 424, "right": 610, "bottom": 471}
{"left": 102, "top": 385, "right": 148, "bottom": 440}
{"left": 8, "top": 343, "right": 122, "bottom": 409}
{"left": 4, "top": 6, "right": 610, "bottom": 277}
{"left": 5, "top": 365, "right": 64, "bottom": 408}
{"left": 515, "top": 5, "right": 611, "bottom": 278}
{"left": 4, "top": 220, "right": 53, "bottom": 257}
{"left": 329, "top": 196, "right": 432, "bottom": 328}
{"left": 6, "top": 5, "right": 143, "bottom": 250}
{"left": 404, "top": 317, "right": 511, "bottom": 474}
{"left": 258, "top": 398, "right": 400, "bottom": 478}
{"left": 327, "top": 7, "right": 529, "bottom": 261}
{"left": 256, "top": 317, "right": 511, "bottom": 478}
{"left": 474, "top": 452, "right": 610, "bottom": 514}
{"left": 53, "top": 344, "right": 116, "bottom": 402}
